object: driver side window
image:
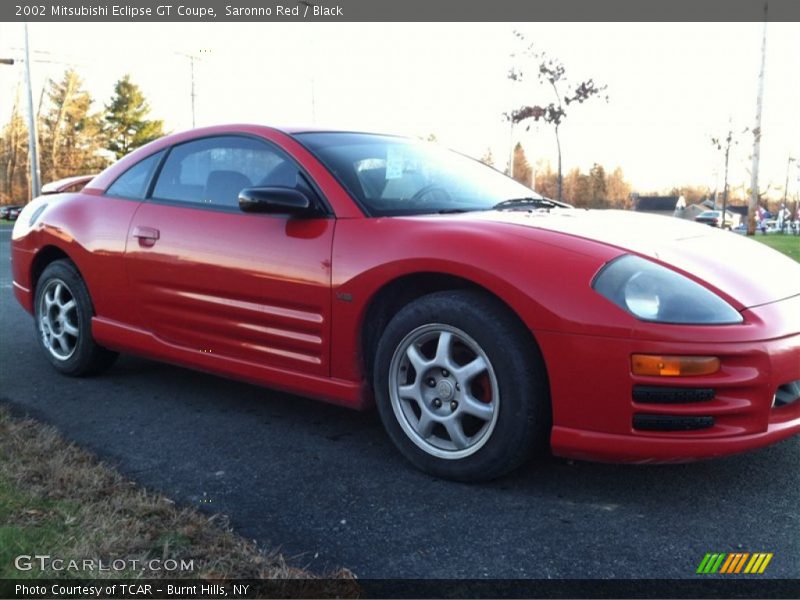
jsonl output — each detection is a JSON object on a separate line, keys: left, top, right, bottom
{"left": 151, "top": 136, "right": 305, "bottom": 209}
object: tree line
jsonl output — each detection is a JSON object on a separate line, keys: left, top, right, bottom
{"left": 508, "top": 142, "right": 632, "bottom": 209}
{"left": 1, "top": 70, "right": 164, "bottom": 204}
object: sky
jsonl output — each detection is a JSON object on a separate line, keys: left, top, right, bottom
{"left": 0, "top": 21, "right": 798, "bottom": 197}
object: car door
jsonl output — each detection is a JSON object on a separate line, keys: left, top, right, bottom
{"left": 125, "top": 135, "right": 334, "bottom": 377}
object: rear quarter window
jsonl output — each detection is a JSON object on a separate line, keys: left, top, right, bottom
{"left": 105, "top": 151, "right": 165, "bottom": 199}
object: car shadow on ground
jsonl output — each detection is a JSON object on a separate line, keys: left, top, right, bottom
{"left": 86, "top": 354, "right": 797, "bottom": 497}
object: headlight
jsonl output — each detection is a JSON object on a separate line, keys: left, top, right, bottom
{"left": 592, "top": 255, "right": 743, "bottom": 324}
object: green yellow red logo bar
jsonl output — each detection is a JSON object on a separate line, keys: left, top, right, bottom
{"left": 696, "top": 552, "right": 773, "bottom": 574}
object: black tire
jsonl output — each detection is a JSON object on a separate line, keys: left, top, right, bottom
{"left": 373, "top": 290, "right": 550, "bottom": 482}
{"left": 33, "top": 259, "right": 118, "bottom": 376}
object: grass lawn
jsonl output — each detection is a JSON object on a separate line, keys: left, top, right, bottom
{"left": 752, "top": 234, "right": 800, "bottom": 263}
{"left": 0, "top": 405, "right": 356, "bottom": 586}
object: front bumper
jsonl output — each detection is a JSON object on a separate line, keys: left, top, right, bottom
{"left": 538, "top": 295, "right": 800, "bottom": 463}
{"left": 551, "top": 404, "right": 800, "bottom": 464}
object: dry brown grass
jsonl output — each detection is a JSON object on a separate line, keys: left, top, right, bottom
{"left": 0, "top": 404, "right": 357, "bottom": 588}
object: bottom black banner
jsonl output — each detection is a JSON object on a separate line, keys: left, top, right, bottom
{"left": 2, "top": 578, "right": 799, "bottom": 599}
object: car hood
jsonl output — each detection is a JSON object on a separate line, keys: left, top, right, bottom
{"left": 467, "top": 209, "right": 800, "bottom": 309}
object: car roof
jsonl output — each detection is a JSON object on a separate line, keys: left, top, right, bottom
{"left": 275, "top": 125, "right": 404, "bottom": 136}
{"left": 278, "top": 125, "right": 349, "bottom": 134}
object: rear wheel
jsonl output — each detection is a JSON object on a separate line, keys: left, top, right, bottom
{"left": 34, "top": 260, "right": 118, "bottom": 376}
{"left": 373, "top": 290, "right": 550, "bottom": 481}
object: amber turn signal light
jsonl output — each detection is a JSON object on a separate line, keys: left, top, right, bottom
{"left": 631, "top": 354, "right": 720, "bottom": 377}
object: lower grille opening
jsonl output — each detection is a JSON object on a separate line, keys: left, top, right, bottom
{"left": 773, "top": 380, "right": 800, "bottom": 408}
{"left": 633, "top": 385, "right": 714, "bottom": 404}
{"left": 633, "top": 414, "right": 715, "bottom": 431}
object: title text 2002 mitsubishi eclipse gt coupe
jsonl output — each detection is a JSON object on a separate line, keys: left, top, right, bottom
{"left": 11, "top": 125, "right": 800, "bottom": 481}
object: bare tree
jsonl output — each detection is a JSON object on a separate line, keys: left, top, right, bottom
{"left": 0, "top": 89, "right": 30, "bottom": 203}
{"left": 507, "top": 31, "right": 607, "bottom": 201}
{"left": 39, "top": 69, "right": 108, "bottom": 183}
{"left": 710, "top": 122, "right": 746, "bottom": 229}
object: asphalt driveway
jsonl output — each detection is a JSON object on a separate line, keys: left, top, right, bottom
{"left": 1, "top": 223, "right": 798, "bottom": 579}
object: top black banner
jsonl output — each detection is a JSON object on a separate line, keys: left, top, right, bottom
{"left": 3, "top": 0, "right": 800, "bottom": 22}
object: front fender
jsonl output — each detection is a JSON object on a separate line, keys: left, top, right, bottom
{"left": 328, "top": 216, "right": 623, "bottom": 382}
{"left": 11, "top": 194, "right": 143, "bottom": 326}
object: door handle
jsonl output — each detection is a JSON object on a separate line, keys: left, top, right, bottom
{"left": 132, "top": 226, "right": 160, "bottom": 247}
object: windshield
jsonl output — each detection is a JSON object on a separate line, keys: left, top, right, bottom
{"left": 295, "top": 132, "right": 548, "bottom": 216}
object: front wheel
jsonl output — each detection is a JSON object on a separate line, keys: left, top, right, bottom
{"left": 34, "top": 259, "right": 118, "bottom": 376}
{"left": 373, "top": 290, "right": 550, "bottom": 481}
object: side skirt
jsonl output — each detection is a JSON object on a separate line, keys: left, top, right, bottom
{"left": 92, "top": 317, "right": 370, "bottom": 410}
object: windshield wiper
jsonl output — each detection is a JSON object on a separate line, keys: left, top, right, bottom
{"left": 492, "top": 197, "right": 562, "bottom": 210}
{"left": 436, "top": 208, "right": 471, "bottom": 214}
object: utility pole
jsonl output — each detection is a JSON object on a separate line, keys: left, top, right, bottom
{"left": 189, "top": 56, "right": 195, "bottom": 127}
{"left": 24, "top": 23, "right": 41, "bottom": 200}
{"left": 783, "top": 156, "right": 796, "bottom": 231}
{"left": 507, "top": 120, "right": 515, "bottom": 177}
{"left": 783, "top": 156, "right": 796, "bottom": 206}
{"left": 721, "top": 131, "right": 731, "bottom": 229}
{"left": 310, "top": 76, "right": 317, "bottom": 124}
{"left": 747, "top": 4, "right": 768, "bottom": 236}
{"left": 711, "top": 167, "right": 719, "bottom": 210}
{"left": 795, "top": 161, "right": 800, "bottom": 231}
{"left": 177, "top": 52, "right": 200, "bottom": 127}
{"left": 711, "top": 120, "right": 735, "bottom": 227}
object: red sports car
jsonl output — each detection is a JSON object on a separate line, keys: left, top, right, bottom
{"left": 11, "top": 125, "right": 800, "bottom": 481}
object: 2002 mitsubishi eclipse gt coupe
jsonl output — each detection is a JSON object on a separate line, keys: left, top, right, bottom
{"left": 11, "top": 124, "right": 800, "bottom": 481}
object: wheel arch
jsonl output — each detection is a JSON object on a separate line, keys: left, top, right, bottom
{"left": 358, "top": 271, "right": 550, "bottom": 390}
{"left": 30, "top": 245, "right": 76, "bottom": 296}
{"left": 30, "top": 246, "right": 97, "bottom": 318}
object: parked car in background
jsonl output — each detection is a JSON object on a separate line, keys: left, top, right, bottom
{"left": 2, "top": 176, "right": 95, "bottom": 222}
{"left": 3, "top": 175, "right": 96, "bottom": 222}
{"left": 695, "top": 210, "right": 739, "bottom": 229}
{"left": 10, "top": 125, "right": 800, "bottom": 481}
{"left": 41, "top": 174, "right": 96, "bottom": 195}
{"left": 1, "top": 204, "right": 24, "bottom": 220}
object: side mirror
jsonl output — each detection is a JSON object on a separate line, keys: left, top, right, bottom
{"left": 238, "top": 187, "right": 316, "bottom": 216}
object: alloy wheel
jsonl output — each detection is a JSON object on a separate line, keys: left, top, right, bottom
{"left": 38, "top": 279, "right": 80, "bottom": 361}
{"left": 388, "top": 323, "right": 500, "bottom": 459}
